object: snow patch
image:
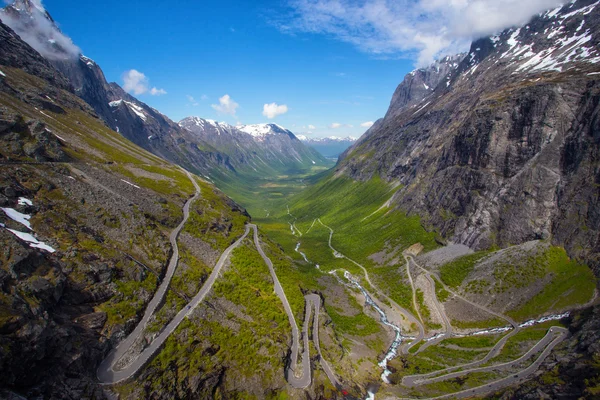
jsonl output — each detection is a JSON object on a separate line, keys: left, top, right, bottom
{"left": 238, "top": 124, "right": 287, "bottom": 141}
{"left": 0, "top": 70, "right": 6, "bottom": 77}
{"left": 18, "top": 197, "right": 33, "bottom": 206}
{"left": 109, "top": 100, "right": 123, "bottom": 107}
{"left": 120, "top": 179, "right": 141, "bottom": 189}
{"left": 5, "top": 229, "right": 56, "bottom": 253}
{"left": 2, "top": 208, "right": 32, "bottom": 229}
{"left": 124, "top": 101, "right": 147, "bottom": 121}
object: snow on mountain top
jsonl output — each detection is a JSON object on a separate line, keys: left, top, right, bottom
{"left": 108, "top": 99, "right": 147, "bottom": 122}
{"left": 494, "top": 0, "right": 600, "bottom": 74}
{"left": 237, "top": 123, "right": 289, "bottom": 138}
{"left": 80, "top": 55, "right": 96, "bottom": 67}
{"left": 180, "top": 117, "right": 295, "bottom": 141}
{"left": 179, "top": 116, "right": 234, "bottom": 132}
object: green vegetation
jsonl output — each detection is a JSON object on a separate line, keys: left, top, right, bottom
{"left": 439, "top": 251, "right": 490, "bottom": 289}
{"left": 184, "top": 180, "right": 249, "bottom": 251}
{"left": 146, "top": 242, "right": 291, "bottom": 396}
{"left": 441, "top": 334, "right": 503, "bottom": 350}
{"left": 433, "top": 276, "right": 450, "bottom": 302}
{"left": 507, "top": 246, "right": 596, "bottom": 320}
{"left": 287, "top": 175, "right": 439, "bottom": 261}
{"left": 488, "top": 320, "right": 564, "bottom": 363}
{"left": 99, "top": 275, "right": 158, "bottom": 326}
{"left": 416, "top": 288, "right": 431, "bottom": 321}
{"left": 418, "top": 342, "right": 488, "bottom": 366}
{"left": 324, "top": 290, "right": 382, "bottom": 337}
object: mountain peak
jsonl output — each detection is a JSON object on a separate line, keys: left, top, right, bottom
{"left": 1, "top": 0, "right": 80, "bottom": 60}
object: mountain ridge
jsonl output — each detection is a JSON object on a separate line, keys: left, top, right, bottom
{"left": 337, "top": 0, "right": 600, "bottom": 271}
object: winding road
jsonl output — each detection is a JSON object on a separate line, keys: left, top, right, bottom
{"left": 402, "top": 327, "right": 568, "bottom": 400}
{"left": 251, "top": 224, "right": 339, "bottom": 389}
{"left": 97, "top": 172, "right": 251, "bottom": 384}
{"left": 316, "top": 219, "right": 425, "bottom": 354}
{"left": 304, "top": 217, "right": 569, "bottom": 399}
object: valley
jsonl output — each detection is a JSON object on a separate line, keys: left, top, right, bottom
{"left": 1, "top": 0, "right": 600, "bottom": 399}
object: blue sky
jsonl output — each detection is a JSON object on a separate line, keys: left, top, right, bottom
{"left": 36, "top": 0, "right": 561, "bottom": 138}
{"left": 40, "top": 0, "right": 413, "bottom": 138}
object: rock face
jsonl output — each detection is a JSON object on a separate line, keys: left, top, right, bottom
{"left": 338, "top": 0, "right": 600, "bottom": 273}
{"left": 385, "top": 53, "right": 466, "bottom": 119}
{"left": 179, "top": 117, "right": 330, "bottom": 175}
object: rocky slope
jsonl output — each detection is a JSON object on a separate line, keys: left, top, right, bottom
{"left": 179, "top": 117, "right": 330, "bottom": 176}
{"left": 0, "top": 18, "right": 294, "bottom": 400}
{"left": 339, "top": 0, "right": 600, "bottom": 274}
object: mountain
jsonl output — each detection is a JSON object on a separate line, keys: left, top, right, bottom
{"left": 339, "top": 0, "right": 600, "bottom": 270}
{"left": 280, "top": 0, "right": 600, "bottom": 399}
{"left": 0, "top": 18, "right": 260, "bottom": 399}
{"left": 297, "top": 135, "right": 358, "bottom": 159}
{"left": 179, "top": 116, "right": 331, "bottom": 176}
{"left": 0, "top": 1, "right": 237, "bottom": 180}
{"left": 385, "top": 53, "right": 466, "bottom": 119}
{"left": 1, "top": 0, "right": 332, "bottom": 191}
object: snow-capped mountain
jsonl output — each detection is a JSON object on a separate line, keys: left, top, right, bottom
{"left": 297, "top": 136, "right": 358, "bottom": 158}
{"left": 385, "top": 53, "right": 466, "bottom": 119}
{"left": 179, "top": 117, "right": 330, "bottom": 176}
{"left": 339, "top": 0, "right": 600, "bottom": 258}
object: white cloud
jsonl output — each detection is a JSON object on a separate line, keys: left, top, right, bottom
{"left": 330, "top": 123, "right": 342, "bottom": 129}
{"left": 278, "top": 0, "right": 563, "bottom": 66}
{"left": 150, "top": 87, "right": 167, "bottom": 96}
{"left": 212, "top": 94, "right": 239, "bottom": 116}
{"left": 122, "top": 70, "right": 149, "bottom": 95}
{"left": 0, "top": 0, "right": 81, "bottom": 60}
{"left": 308, "top": 124, "right": 316, "bottom": 130}
{"left": 361, "top": 121, "right": 374, "bottom": 128}
{"left": 121, "top": 69, "right": 165, "bottom": 96}
{"left": 262, "top": 103, "right": 289, "bottom": 119}
{"left": 201, "top": 94, "right": 209, "bottom": 100}
{"left": 186, "top": 95, "right": 199, "bottom": 106}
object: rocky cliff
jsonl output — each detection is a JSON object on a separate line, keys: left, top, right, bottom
{"left": 339, "top": 0, "right": 600, "bottom": 274}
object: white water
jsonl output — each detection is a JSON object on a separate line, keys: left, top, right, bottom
{"left": 454, "top": 312, "right": 570, "bottom": 338}
{"left": 343, "top": 271, "right": 403, "bottom": 382}
{"left": 294, "top": 242, "right": 310, "bottom": 263}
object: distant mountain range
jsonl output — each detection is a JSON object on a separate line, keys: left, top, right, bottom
{"left": 0, "top": 0, "right": 329, "bottom": 184}
{"left": 179, "top": 117, "right": 329, "bottom": 177}
{"left": 296, "top": 135, "right": 357, "bottom": 159}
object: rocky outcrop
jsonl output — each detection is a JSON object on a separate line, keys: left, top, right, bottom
{"left": 0, "top": 18, "right": 71, "bottom": 91}
{"left": 338, "top": 0, "right": 600, "bottom": 272}
{"left": 385, "top": 53, "right": 466, "bottom": 120}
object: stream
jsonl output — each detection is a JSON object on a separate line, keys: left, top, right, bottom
{"left": 343, "top": 271, "right": 403, "bottom": 383}
{"left": 455, "top": 312, "right": 571, "bottom": 338}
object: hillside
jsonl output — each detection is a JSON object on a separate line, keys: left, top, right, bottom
{"left": 0, "top": 19, "right": 307, "bottom": 400}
